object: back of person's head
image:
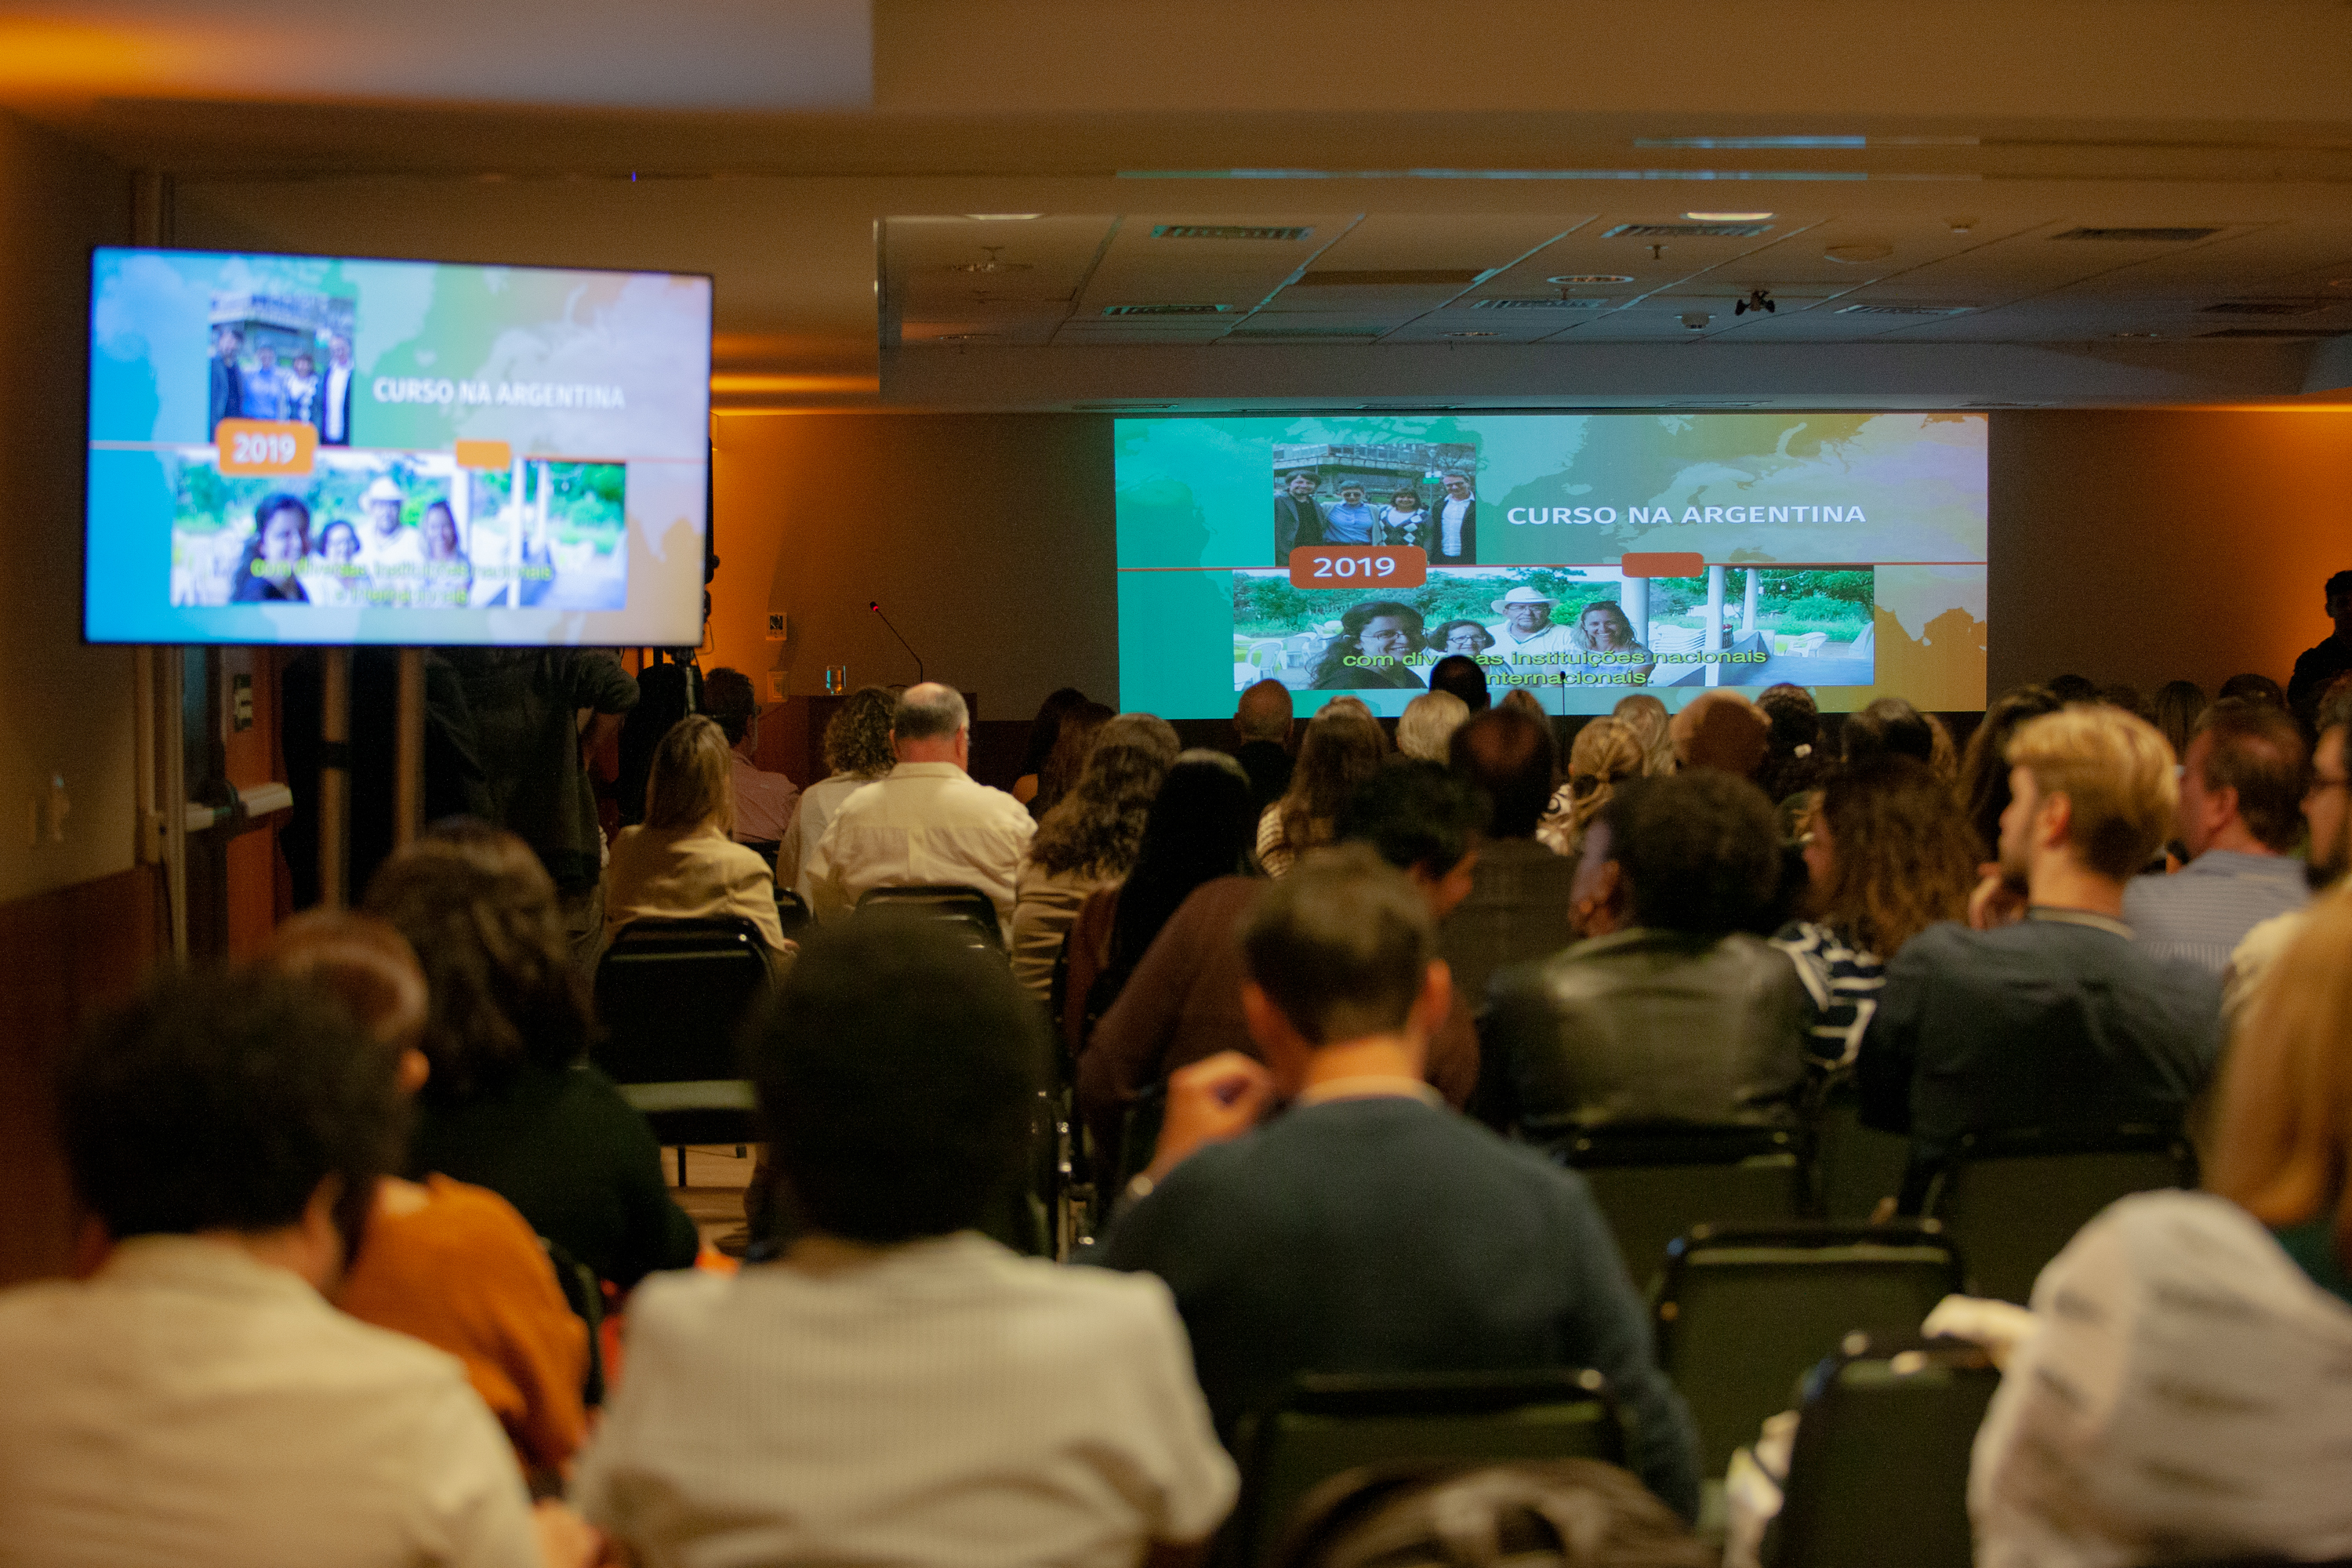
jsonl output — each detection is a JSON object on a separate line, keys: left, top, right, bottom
{"left": 2319, "top": 676, "right": 2352, "bottom": 739}
{"left": 1922, "top": 711, "right": 1958, "bottom": 782}
{"left": 264, "top": 909, "right": 428, "bottom": 1055}
{"left": 1276, "top": 705, "right": 1389, "bottom": 855}
{"left": 1958, "top": 683, "right": 2063, "bottom": 858}
{"left": 1611, "top": 691, "right": 1675, "bottom": 776}
{"left": 1337, "top": 759, "right": 1486, "bottom": 880}
{"left": 644, "top": 713, "right": 734, "bottom": 833}
{"left": 1396, "top": 690, "right": 1472, "bottom": 763}
{"left": 2328, "top": 568, "right": 2352, "bottom": 603}
{"left": 362, "top": 830, "right": 593, "bottom": 1105}
{"left": 893, "top": 682, "right": 970, "bottom": 744}
{"left": 1815, "top": 757, "right": 1981, "bottom": 959}
{"left": 1671, "top": 690, "right": 1769, "bottom": 780}
{"left": 1112, "top": 750, "right": 1258, "bottom": 964}
{"left": 1241, "top": 844, "right": 1435, "bottom": 1045}
{"left": 1599, "top": 771, "right": 1781, "bottom": 938}
{"left": 2192, "top": 698, "right": 2309, "bottom": 852}
{"left": 2098, "top": 682, "right": 2146, "bottom": 718}
{"left": 1428, "top": 654, "right": 1492, "bottom": 713}
{"left": 702, "top": 666, "right": 758, "bottom": 746}
{"left": 2148, "top": 680, "right": 2210, "bottom": 764}
{"left": 1235, "top": 677, "right": 1294, "bottom": 742}
{"left": 2005, "top": 703, "right": 2179, "bottom": 880}
{"left": 63, "top": 968, "right": 402, "bottom": 1256}
{"left": 1754, "top": 684, "right": 1826, "bottom": 805}
{"left": 1842, "top": 695, "right": 1935, "bottom": 768}
{"left": 1018, "top": 686, "right": 1091, "bottom": 776}
{"left": 1029, "top": 711, "right": 1181, "bottom": 877}
{"left": 1552, "top": 717, "right": 1646, "bottom": 860}
{"left": 823, "top": 685, "right": 899, "bottom": 779}
{"left": 2046, "top": 673, "right": 2099, "bottom": 705}
{"left": 1450, "top": 706, "right": 1556, "bottom": 840}
{"left": 2210, "top": 887, "right": 2352, "bottom": 1262}
{"left": 1496, "top": 688, "right": 1546, "bottom": 723}
{"left": 1034, "top": 699, "right": 1114, "bottom": 815}
{"left": 2218, "top": 671, "right": 2286, "bottom": 709}
{"left": 751, "top": 919, "right": 1041, "bottom": 1243}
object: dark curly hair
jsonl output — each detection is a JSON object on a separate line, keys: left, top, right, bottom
{"left": 1029, "top": 713, "right": 1181, "bottom": 877}
{"left": 1309, "top": 601, "right": 1425, "bottom": 688}
{"left": 361, "top": 823, "right": 594, "bottom": 1105}
{"left": 1600, "top": 771, "right": 1781, "bottom": 938}
{"left": 822, "top": 686, "right": 899, "bottom": 779}
{"left": 1813, "top": 756, "right": 1980, "bottom": 959}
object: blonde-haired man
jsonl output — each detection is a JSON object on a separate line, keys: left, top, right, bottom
{"left": 1857, "top": 703, "right": 2223, "bottom": 1215}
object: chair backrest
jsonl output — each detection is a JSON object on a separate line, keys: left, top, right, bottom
{"left": 1653, "top": 1221, "right": 1964, "bottom": 1477}
{"left": 1809, "top": 1081, "right": 1913, "bottom": 1222}
{"left": 855, "top": 882, "right": 1003, "bottom": 949}
{"left": 592, "top": 916, "right": 768, "bottom": 1146}
{"left": 1552, "top": 1124, "right": 1807, "bottom": 1294}
{"left": 773, "top": 886, "right": 811, "bottom": 936}
{"left": 1925, "top": 1123, "right": 2196, "bottom": 1302}
{"left": 540, "top": 1235, "right": 605, "bottom": 1409}
{"left": 1230, "top": 1370, "right": 1624, "bottom": 1568}
{"left": 1766, "top": 1334, "right": 2000, "bottom": 1568}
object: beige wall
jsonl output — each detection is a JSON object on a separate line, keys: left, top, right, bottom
{"left": 707, "top": 406, "right": 2352, "bottom": 720}
{"left": 0, "top": 112, "right": 134, "bottom": 905}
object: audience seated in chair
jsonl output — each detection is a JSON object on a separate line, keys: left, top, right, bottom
{"left": 599, "top": 714, "right": 793, "bottom": 974}
{"left": 0, "top": 967, "right": 595, "bottom": 1568}
{"left": 805, "top": 682, "right": 1036, "bottom": 940}
{"left": 1011, "top": 712, "right": 1180, "bottom": 1000}
{"left": 1481, "top": 770, "right": 1811, "bottom": 1140}
{"left": 776, "top": 685, "right": 898, "bottom": 908}
{"left": 1094, "top": 848, "right": 1703, "bottom": 1521}
{"left": 575, "top": 917, "right": 1235, "bottom": 1568}
{"left": 267, "top": 910, "right": 589, "bottom": 1483}
{"left": 365, "top": 823, "right": 700, "bottom": 1290}
{"left": 1443, "top": 705, "right": 1577, "bottom": 1005}
{"left": 1967, "top": 890, "right": 2352, "bottom": 1568}
{"left": 2228, "top": 693, "right": 2352, "bottom": 1022}
{"left": 1859, "top": 704, "right": 2223, "bottom": 1214}
{"left": 1256, "top": 703, "right": 1388, "bottom": 878}
{"left": 1396, "top": 689, "right": 1471, "bottom": 764}
{"left": 702, "top": 666, "right": 800, "bottom": 853}
{"left": 1081, "top": 763, "right": 1486, "bottom": 1179}
{"left": 2123, "top": 697, "right": 2309, "bottom": 975}
{"left": 1537, "top": 714, "right": 1643, "bottom": 862}
{"left": 1232, "top": 677, "right": 1297, "bottom": 815}
{"left": 1771, "top": 757, "right": 1981, "bottom": 1071}
{"left": 1668, "top": 690, "right": 1769, "bottom": 782}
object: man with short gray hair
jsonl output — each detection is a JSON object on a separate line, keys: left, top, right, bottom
{"left": 805, "top": 682, "right": 1035, "bottom": 935}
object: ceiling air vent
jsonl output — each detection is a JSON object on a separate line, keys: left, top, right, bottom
{"left": 1295, "top": 269, "right": 1483, "bottom": 287}
{"left": 1468, "top": 297, "right": 1607, "bottom": 310}
{"left": 1835, "top": 303, "right": 1975, "bottom": 317}
{"left": 2050, "top": 227, "right": 2220, "bottom": 242}
{"left": 1151, "top": 224, "right": 1313, "bottom": 241}
{"left": 1101, "top": 303, "right": 1230, "bottom": 316}
{"left": 2198, "top": 299, "right": 2323, "bottom": 316}
{"left": 1602, "top": 221, "right": 1773, "bottom": 239}
{"left": 2198, "top": 326, "right": 2341, "bottom": 339}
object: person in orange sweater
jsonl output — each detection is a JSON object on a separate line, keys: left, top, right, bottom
{"left": 267, "top": 910, "right": 590, "bottom": 1483}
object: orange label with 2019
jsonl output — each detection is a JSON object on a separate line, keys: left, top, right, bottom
{"left": 1287, "top": 546, "right": 1428, "bottom": 591}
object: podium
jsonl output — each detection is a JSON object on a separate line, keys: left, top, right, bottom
{"left": 754, "top": 691, "right": 980, "bottom": 788}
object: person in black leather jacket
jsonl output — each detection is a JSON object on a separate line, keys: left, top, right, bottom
{"left": 1477, "top": 770, "right": 1811, "bottom": 1142}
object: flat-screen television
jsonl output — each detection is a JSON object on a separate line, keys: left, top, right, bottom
{"left": 85, "top": 247, "right": 711, "bottom": 646}
{"left": 1114, "top": 412, "right": 1988, "bottom": 717}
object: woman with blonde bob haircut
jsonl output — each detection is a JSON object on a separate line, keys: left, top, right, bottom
{"left": 1537, "top": 716, "right": 1643, "bottom": 861}
{"left": 1965, "top": 891, "right": 2352, "bottom": 1568}
{"left": 601, "top": 715, "right": 792, "bottom": 967}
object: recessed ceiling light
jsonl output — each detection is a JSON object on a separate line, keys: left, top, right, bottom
{"left": 1444, "top": 331, "right": 1501, "bottom": 338}
{"left": 1548, "top": 274, "right": 1635, "bottom": 285}
{"left": 963, "top": 213, "right": 1043, "bottom": 220}
{"left": 1683, "top": 211, "right": 1774, "bottom": 222}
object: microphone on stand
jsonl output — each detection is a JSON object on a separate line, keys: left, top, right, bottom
{"left": 869, "top": 601, "right": 926, "bottom": 684}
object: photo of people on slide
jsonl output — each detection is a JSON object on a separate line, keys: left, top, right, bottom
{"left": 1272, "top": 437, "right": 1479, "bottom": 564}
{"left": 1231, "top": 564, "right": 1875, "bottom": 694}
{"left": 168, "top": 448, "right": 628, "bottom": 612}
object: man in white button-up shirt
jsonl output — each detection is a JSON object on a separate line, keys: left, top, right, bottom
{"left": 806, "top": 682, "right": 1036, "bottom": 937}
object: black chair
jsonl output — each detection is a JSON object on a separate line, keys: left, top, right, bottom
{"left": 855, "top": 883, "right": 1003, "bottom": 949}
{"left": 1225, "top": 1370, "right": 1624, "bottom": 1568}
{"left": 773, "top": 886, "right": 811, "bottom": 936}
{"left": 1923, "top": 1123, "right": 2196, "bottom": 1302}
{"left": 591, "top": 916, "right": 769, "bottom": 1181}
{"left": 1115, "top": 1080, "right": 1168, "bottom": 1192}
{"left": 1765, "top": 1334, "right": 2001, "bottom": 1568}
{"left": 1809, "top": 1079, "right": 1911, "bottom": 1221}
{"left": 541, "top": 1236, "right": 605, "bottom": 1408}
{"left": 1652, "top": 1221, "right": 1964, "bottom": 1476}
{"left": 1547, "top": 1123, "right": 1808, "bottom": 1293}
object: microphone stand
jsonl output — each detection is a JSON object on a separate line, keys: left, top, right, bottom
{"left": 869, "top": 601, "right": 925, "bottom": 684}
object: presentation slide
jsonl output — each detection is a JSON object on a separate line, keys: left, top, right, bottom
{"left": 1115, "top": 412, "right": 1987, "bottom": 717}
{"left": 85, "top": 247, "right": 710, "bottom": 647}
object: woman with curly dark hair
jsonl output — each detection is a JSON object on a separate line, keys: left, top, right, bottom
{"left": 1773, "top": 756, "right": 1981, "bottom": 1069}
{"left": 779, "top": 685, "right": 899, "bottom": 905}
{"left": 1309, "top": 600, "right": 1428, "bottom": 691}
{"left": 364, "top": 822, "right": 699, "bottom": 1289}
{"left": 1256, "top": 703, "right": 1389, "bottom": 877}
{"left": 1010, "top": 712, "right": 1181, "bottom": 997}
